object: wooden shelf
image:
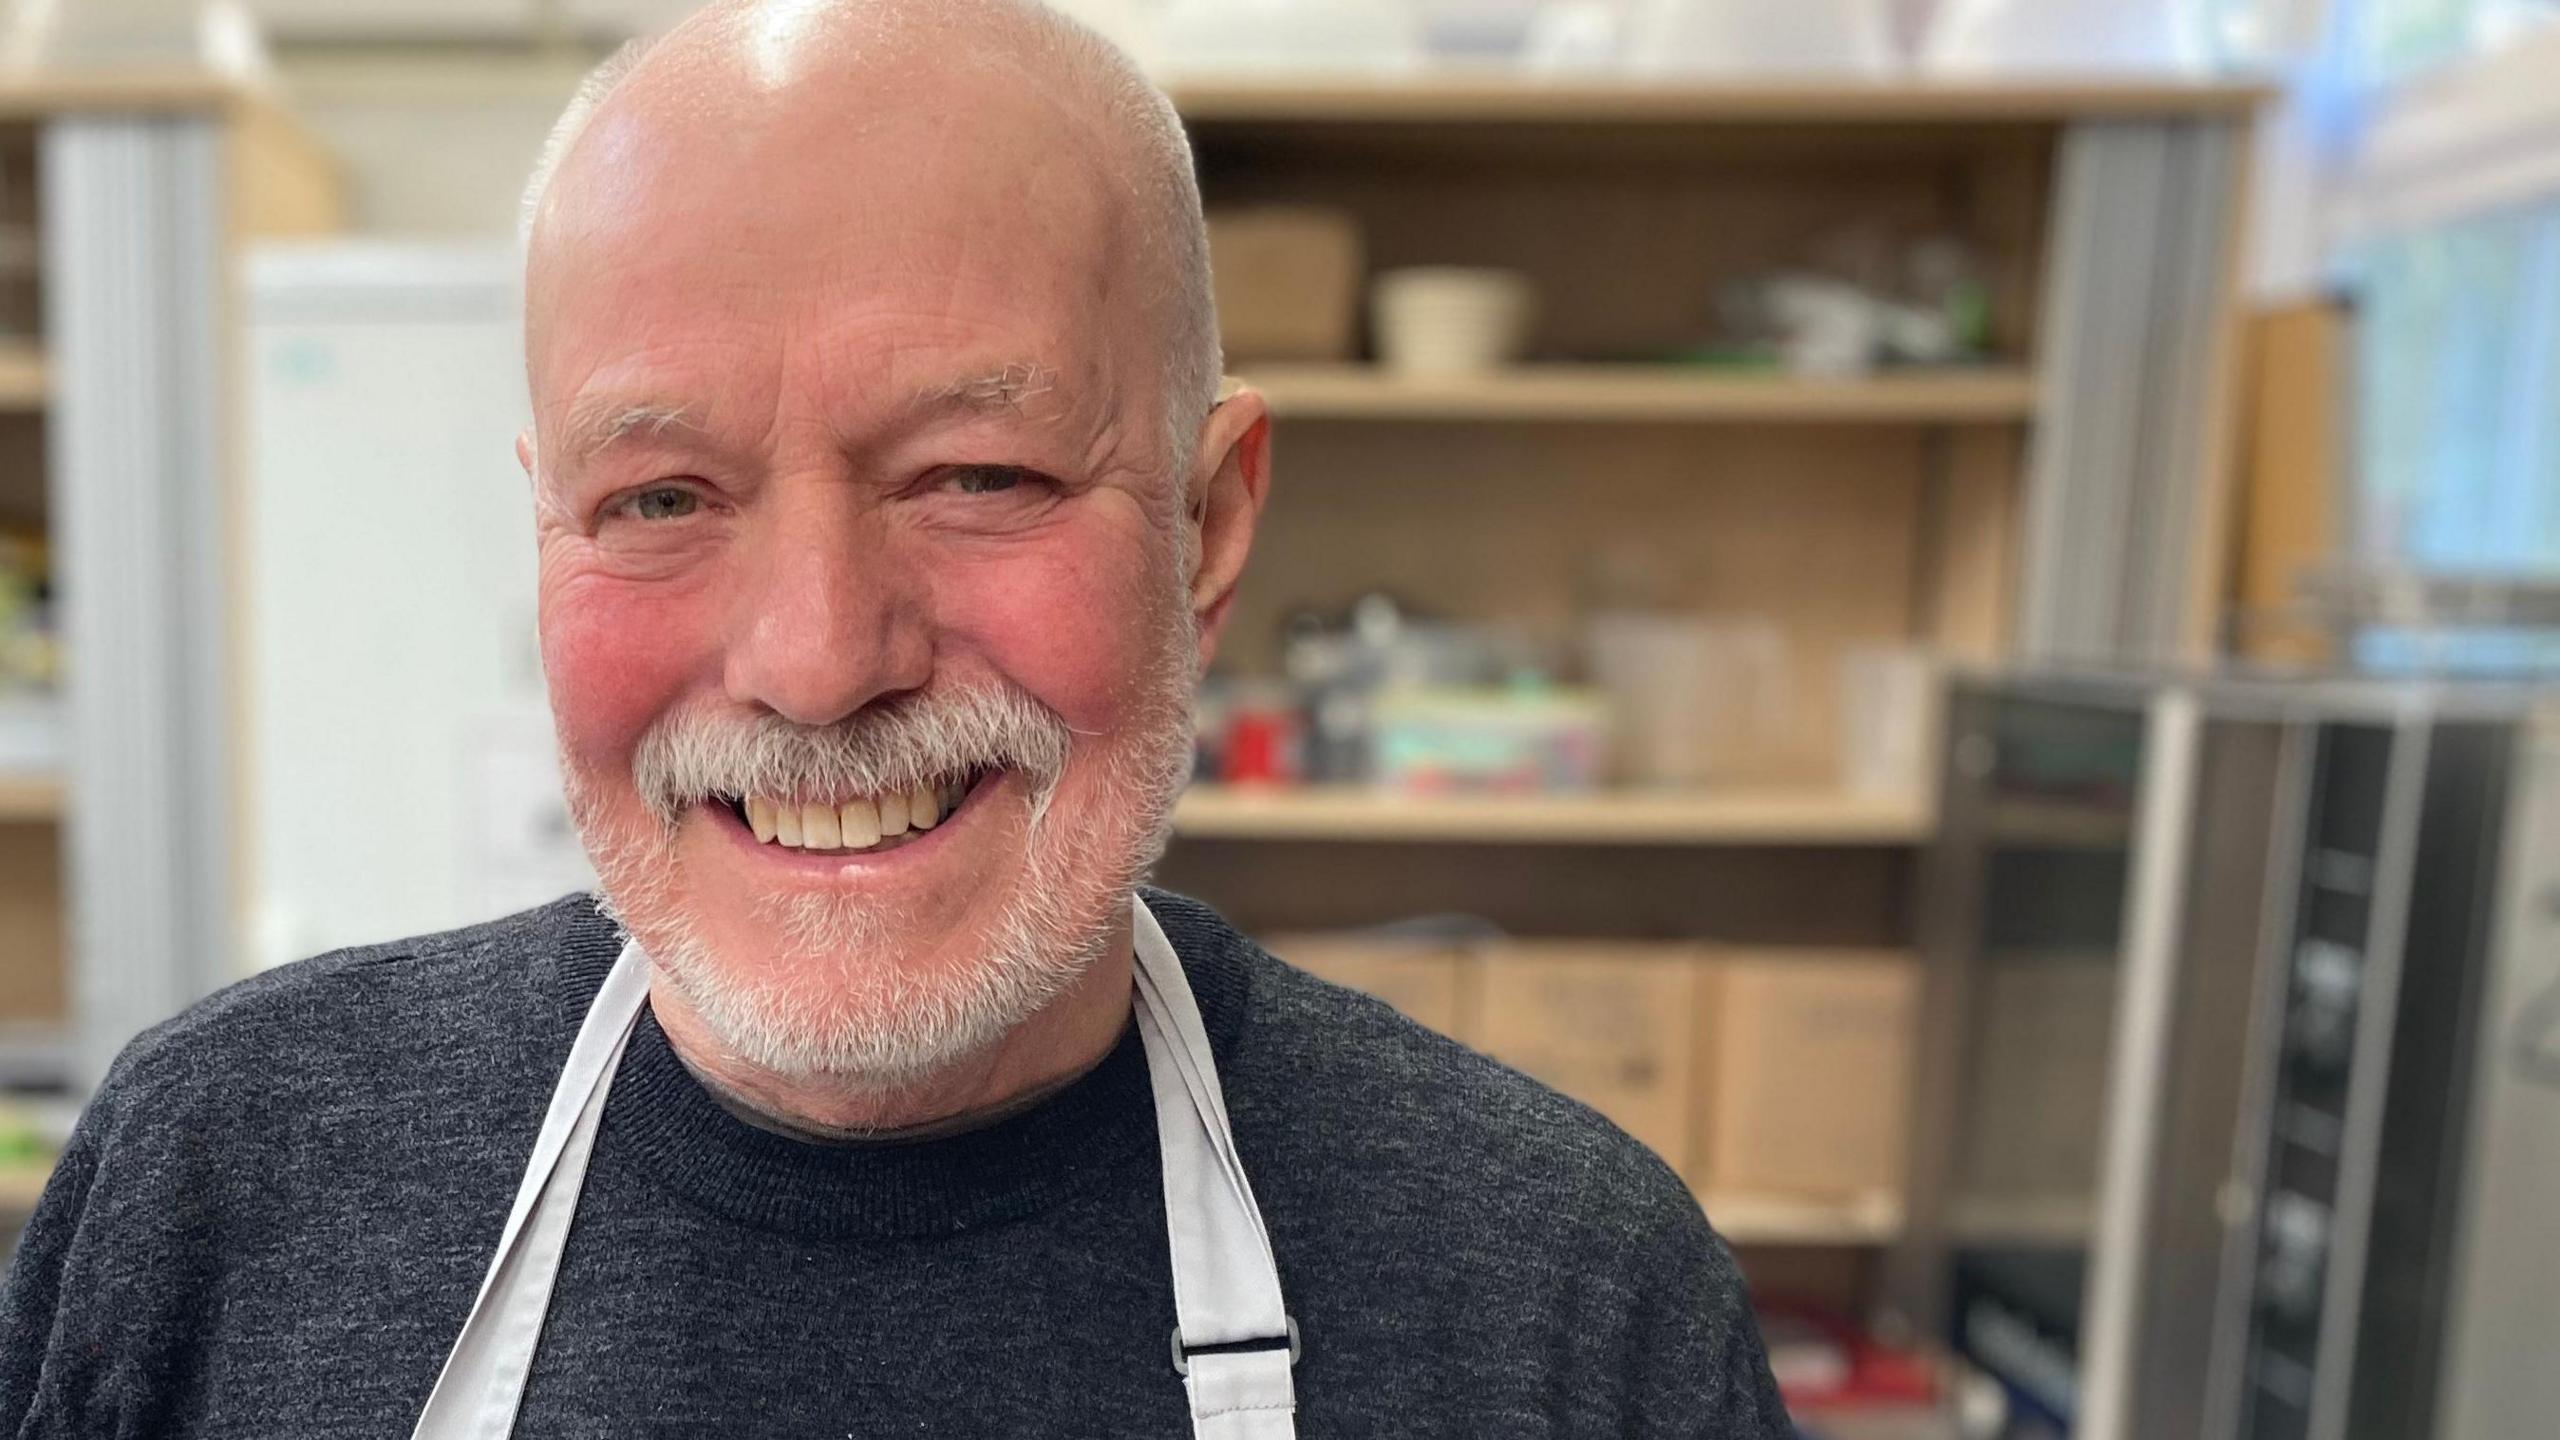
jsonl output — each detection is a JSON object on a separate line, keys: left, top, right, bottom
{"left": 1242, "top": 364, "right": 2038, "bottom": 425}
{"left": 1171, "top": 75, "right": 2268, "bottom": 127}
{"left": 1173, "top": 785, "right": 1929, "bottom": 845}
{"left": 1702, "top": 1189, "right": 1904, "bottom": 1246}
{"left": 1946, "top": 1192, "right": 2094, "bottom": 1246}
{"left": 0, "top": 343, "right": 45, "bottom": 411}
{"left": 0, "top": 73, "right": 238, "bottom": 119}
{"left": 1982, "top": 795, "right": 2132, "bottom": 848}
{"left": 0, "top": 773, "right": 60, "bottom": 822}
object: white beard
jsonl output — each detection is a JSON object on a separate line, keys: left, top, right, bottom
{"left": 612, "top": 788, "right": 1126, "bottom": 1089}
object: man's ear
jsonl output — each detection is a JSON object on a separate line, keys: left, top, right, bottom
{"left": 1183, "top": 383, "right": 1273, "bottom": 669}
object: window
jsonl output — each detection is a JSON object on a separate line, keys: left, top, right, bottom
{"left": 2313, "top": 1, "right": 2560, "bottom": 666}
{"left": 2347, "top": 197, "right": 2560, "bottom": 577}
{"left": 2351, "top": 0, "right": 2560, "bottom": 82}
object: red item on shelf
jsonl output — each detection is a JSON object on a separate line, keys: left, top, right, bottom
{"left": 1757, "top": 1304, "right": 1935, "bottom": 1412}
{"left": 1220, "top": 703, "right": 1301, "bottom": 786}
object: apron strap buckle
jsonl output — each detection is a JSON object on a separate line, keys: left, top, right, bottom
{"left": 1169, "top": 1316, "right": 1301, "bottom": 1377}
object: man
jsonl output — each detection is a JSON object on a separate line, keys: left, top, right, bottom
{"left": 0, "top": 2, "right": 1788, "bottom": 1433}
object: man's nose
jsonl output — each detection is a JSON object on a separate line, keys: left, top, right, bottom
{"left": 723, "top": 490, "right": 933, "bottom": 725}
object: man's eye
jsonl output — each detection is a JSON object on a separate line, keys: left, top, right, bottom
{"left": 619, "top": 486, "right": 699, "bottom": 521}
{"left": 942, "top": 465, "right": 1042, "bottom": 497}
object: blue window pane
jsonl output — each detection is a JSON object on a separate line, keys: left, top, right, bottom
{"left": 2352, "top": 0, "right": 2560, "bottom": 82}
{"left": 2361, "top": 0, "right": 2482, "bottom": 79}
{"left": 2349, "top": 197, "right": 2560, "bottom": 576}
{"left": 2346, "top": 194, "right": 2560, "bottom": 672}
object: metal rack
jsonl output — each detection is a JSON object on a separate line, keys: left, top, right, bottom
{"left": 1890, "top": 670, "right": 2560, "bottom": 1440}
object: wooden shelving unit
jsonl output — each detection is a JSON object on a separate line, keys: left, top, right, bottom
{"left": 1167, "top": 76, "right": 2265, "bottom": 126}
{"left": 1175, "top": 784, "right": 1928, "bottom": 845}
{"left": 1242, "top": 363, "right": 2040, "bottom": 425}
{"left": 1157, "top": 77, "right": 2260, "bottom": 1287}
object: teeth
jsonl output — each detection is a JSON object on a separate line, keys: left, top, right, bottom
{"left": 741, "top": 776, "right": 972, "bottom": 852}
{"left": 839, "top": 796, "right": 882, "bottom": 848}
{"left": 801, "top": 801, "right": 841, "bottom": 850}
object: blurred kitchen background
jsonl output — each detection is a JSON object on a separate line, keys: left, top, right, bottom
{"left": 2, "top": 1, "right": 2558, "bottom": 1436}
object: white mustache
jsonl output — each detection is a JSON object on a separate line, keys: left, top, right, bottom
{"left": 629, "top": 683, "right": 1073, "bottom": 829}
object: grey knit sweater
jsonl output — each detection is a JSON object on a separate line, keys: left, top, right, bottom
{"left": 0, "top": 889, "right": 1789, "bottom": 1436}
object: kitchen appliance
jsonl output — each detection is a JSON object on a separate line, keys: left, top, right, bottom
{"left": 1888, "top": 672, "right": 2560, "bottom": 1440}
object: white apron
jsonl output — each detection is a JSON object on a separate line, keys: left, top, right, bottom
{"left": 411, "top": 896, "right": 1300, "bottom": 1439}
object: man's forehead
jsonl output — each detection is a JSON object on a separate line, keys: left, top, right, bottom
{"left": 526, "top": 96, "right": 1135, "bottom": 383}
{"left": 543, "top": 125, "right": 1119, "bottom": 278}
{"left": 532, "top": 18, "right": 1130, "bottom": 263}
{"left": 522, "top": 6, "right": 1173, "bottom": 464}
{"left": 550, "top": 357, "right": 1081, "bottom": 467}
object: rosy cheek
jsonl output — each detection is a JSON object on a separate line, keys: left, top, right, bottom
{"left": 539, "top": 559, "right": 723, "bottom": 774}
{"left": 934, "top": 530, "right": 1172, "bottom": 733}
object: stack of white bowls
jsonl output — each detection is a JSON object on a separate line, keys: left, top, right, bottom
{"left": 1371, "top": 267, "right": 1538, "bottom": 376}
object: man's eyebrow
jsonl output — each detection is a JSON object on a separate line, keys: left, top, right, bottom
{"left": 554, "top": 364, "right": 1058, "bottom": 467}
{"left": 912, "top": 361, "right": 1059, "bottom": 418}
{"left": 558, "top": 399, "right": 701, "bottom": 465}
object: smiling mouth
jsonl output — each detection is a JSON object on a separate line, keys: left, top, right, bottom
{"left": 714, "top": 765, "right": 998, "bottom": 857}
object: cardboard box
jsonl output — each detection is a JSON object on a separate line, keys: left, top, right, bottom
{"left": 1267, "top": 933, "right": 1470, "bottom": 1040}
{"left": 1698, "top": 950, "right": 1917, "bottom": 1199}
{"left": 1206, "top": 206, "right": 1363, "bottom": 361}
{"left": 1470, "top": 943, "right": 1706, "bottom": 1173}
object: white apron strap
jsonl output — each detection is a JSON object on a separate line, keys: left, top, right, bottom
{"left": 412, "top": 909, "right": 1298, "bottom": 1440}
{"left": 410, "top": 943, "right": 651, "bottom": 1440}
{"left": 1131, "top": 896, "right": 1300, "bottom": 1439}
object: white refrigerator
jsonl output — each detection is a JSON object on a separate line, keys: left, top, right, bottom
{"left": 243, "top": 242, "right": 593, "bottom": 971}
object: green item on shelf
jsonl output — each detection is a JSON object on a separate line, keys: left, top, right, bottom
{"left": 1946, "top": 278, "right": 1993, "bottom": 356}
{"left": 0, "top": 1106, "right": 46, "bottom": 1165}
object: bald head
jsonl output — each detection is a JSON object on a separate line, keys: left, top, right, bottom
{"left": 521, "top": 0, "right": 1219, "bottom": 473}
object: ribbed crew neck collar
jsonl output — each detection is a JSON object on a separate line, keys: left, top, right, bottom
{"left": 546, "top": 892, "right": 1255, "bottom": 1240}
